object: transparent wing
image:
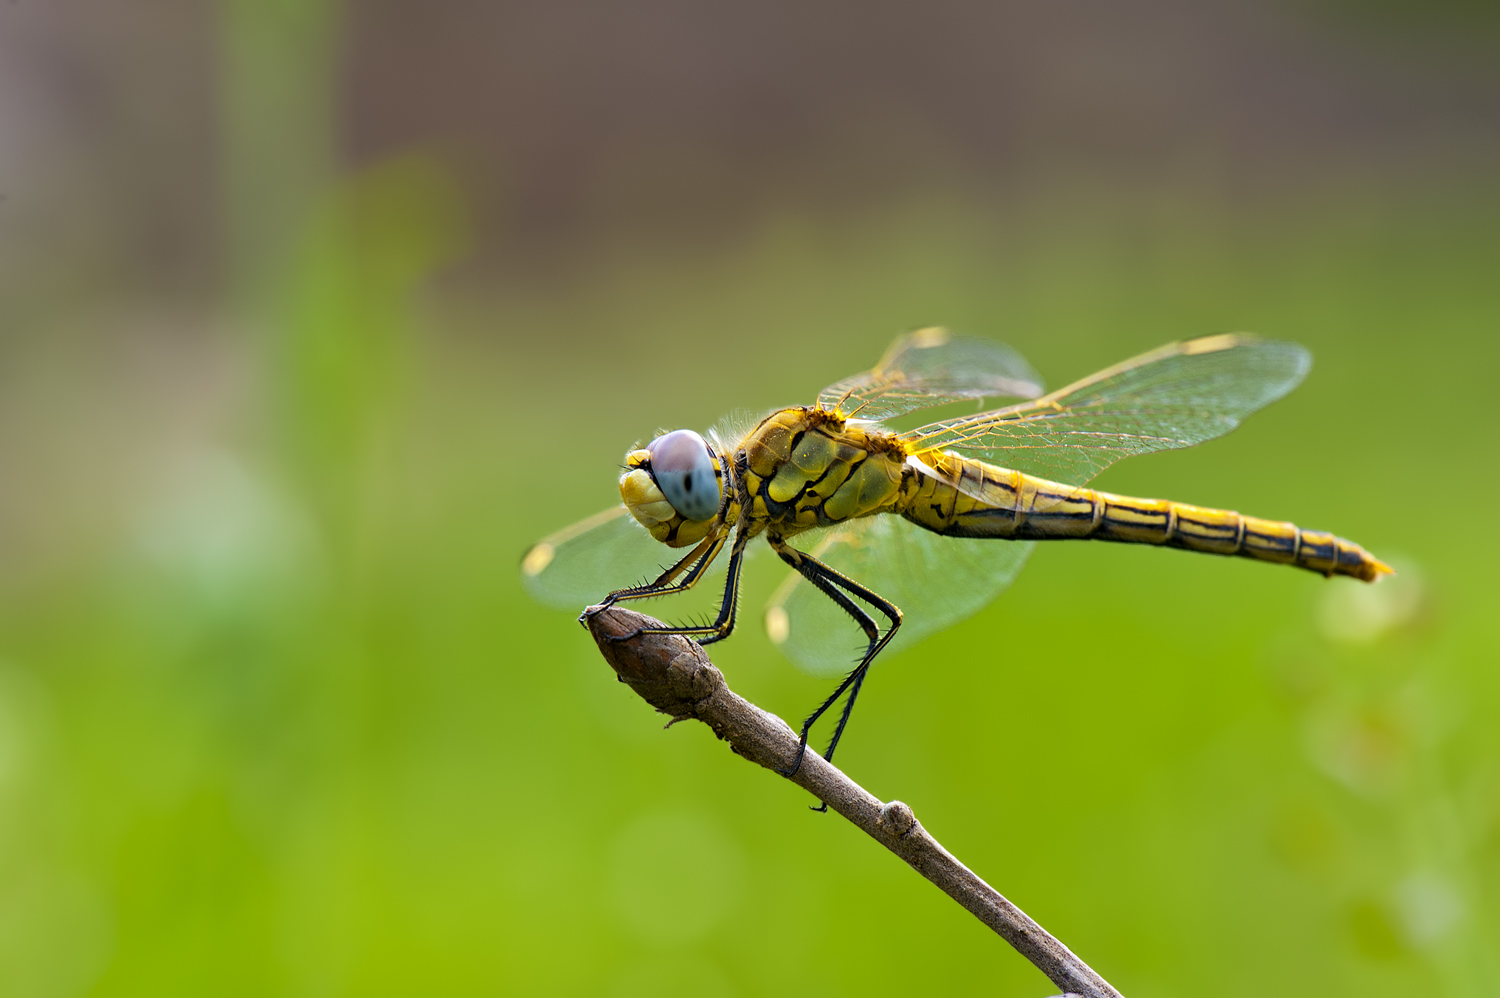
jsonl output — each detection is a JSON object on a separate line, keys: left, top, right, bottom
{"left": 900, "top": 334, "right": 1311, "bottom": 485}
{"left": 763, "top": 516, "right": 1034, "bottom": 678}
{"left": 817, "top": 327, "right": 1044, "bottom": 420}
{"left": 521, "top": 505, "right": 726, "bottom": 610}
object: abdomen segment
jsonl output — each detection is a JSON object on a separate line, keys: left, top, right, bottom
{"left": 901, "top": 452, "right": 1391, "bottom": 582}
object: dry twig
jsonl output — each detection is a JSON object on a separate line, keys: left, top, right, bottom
{"left": 585, "top": 606, "right": 1124, "bottom": 998}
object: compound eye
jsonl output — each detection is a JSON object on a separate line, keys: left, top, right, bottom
{"left": 648, "top": 429, "right": 720, "bottom": 521}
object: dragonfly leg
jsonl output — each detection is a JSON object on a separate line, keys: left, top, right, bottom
{"left": 767, "top": 536, "right": 903, "bottom": 796}
{"left": 604, "top": 527, "right": 750, "bottom": 645}
{"left": 581, "top": 534, "right": 725, "bottom": 624}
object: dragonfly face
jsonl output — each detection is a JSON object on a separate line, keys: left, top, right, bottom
{"left": 619, "top": 428, "right": 724, "bottom": 548}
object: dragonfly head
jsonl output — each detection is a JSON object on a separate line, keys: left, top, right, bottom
{"left": 620, "top": 429, "right": 723, "bottom": 547}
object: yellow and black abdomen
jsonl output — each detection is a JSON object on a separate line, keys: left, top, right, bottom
{"left": 901, "top": 450, "right": 1391, "bottom": 582}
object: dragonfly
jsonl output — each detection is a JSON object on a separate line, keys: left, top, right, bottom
{"left": 523, "top": 328, "right": 1389, "bottom": 778}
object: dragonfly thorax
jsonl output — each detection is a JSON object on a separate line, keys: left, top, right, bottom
{"left": 619, "top": 429, "right": 724, "bottom": 548}
{"left": 737, "top": 406, "right": 910, "bottom": 536}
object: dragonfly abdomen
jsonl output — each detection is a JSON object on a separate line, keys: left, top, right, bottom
{"left": 1097, "top": 495, "right": 1389, "bottom": 581}
{"left": 901, "top": 451, "right": 1390, "bottom": 582}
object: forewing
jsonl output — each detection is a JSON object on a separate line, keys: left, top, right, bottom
{"left": 521, "top": 505, "right": 720, "bottom": 610}
{"left": 763, "top": 516, "right": 1034, "bottom": 677}
{"left": 900, "top": 334, "right": 1311, "bottom": 485}
{"left": 817, "top": 327, "right": 1044, "bottom": 420}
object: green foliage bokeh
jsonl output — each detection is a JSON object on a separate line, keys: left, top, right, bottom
{"left": 1, "top": 5, "right": 1498, "bottom": 996}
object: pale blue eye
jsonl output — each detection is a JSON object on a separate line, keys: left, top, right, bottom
{"left": 648, "top": 429, "right": 720, "bottom": 521}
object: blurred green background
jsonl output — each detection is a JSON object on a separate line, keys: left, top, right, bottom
{"left": 2, "top": 2, "right": 1498, "bottom": 995}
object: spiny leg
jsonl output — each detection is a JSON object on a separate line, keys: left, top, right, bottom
{"left": 605, "top": 527, "right": 750, "bottom": 645}
{"left": 769, "top": 542, "right": 877, "bottom": 776}
{"left": 768, "top": 536, "right": 903, "bottom": 790}
{"left": 581, "top": 533, "right": 725, "bottom": 623}
{"left": 603, "top": 533, "right": 722, "bottom": 602}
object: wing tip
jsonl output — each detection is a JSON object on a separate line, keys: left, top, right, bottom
{"left": 1182, "top": 332, "right": 1313, "bottom": 386}
{"left": 764, "top": 605, "right": 790, "bottom": 645}
{"left": 521, "top": 542, "right": 556, "bottom": 577}
{"left": 1182, "top": 332, "right": 1246, "bottom": 355}
{"left": 907, "top": 326, "right": 952, "bottom": 348}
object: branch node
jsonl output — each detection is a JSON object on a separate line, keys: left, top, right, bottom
{"left": 877, "top": 800, "right": 918, "bottom": 837}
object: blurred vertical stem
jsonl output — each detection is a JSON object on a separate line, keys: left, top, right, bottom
{"left": 219, "top": 0, "right": 465, "bottom": 554}
{"left": 220, "top": 0, "right": 340, "bottom": 311}
{"left": 269, "top": 157, "right": 465, "bottom": 546}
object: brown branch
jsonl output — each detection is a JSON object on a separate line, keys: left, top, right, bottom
{"left": 585, "top": 606, "right": 1124, "bottom": 998}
